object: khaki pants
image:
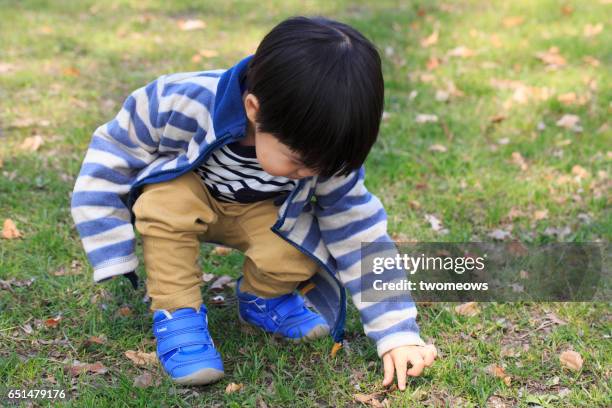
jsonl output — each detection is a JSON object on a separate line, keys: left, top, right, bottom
{"left": 132, "top": 171, "right": 318, "bottom": 312}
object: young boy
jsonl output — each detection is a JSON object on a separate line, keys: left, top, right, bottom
{"left": 71, "top": 16, "right": 436, "bottom": 389}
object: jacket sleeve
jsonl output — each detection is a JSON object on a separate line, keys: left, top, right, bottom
{"left": 70, "top": 75, "right": 167, "bottom": 283}
{"left": 314, "top": 166, "right": 425, "bottom": 357}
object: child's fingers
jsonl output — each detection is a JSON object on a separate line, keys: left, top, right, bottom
{"left": 394, "top": 355, "right": 408, "bottom": 390}
{"left": 406, "top": 356, "right": 425, "bottom": 377}
{"left": 419, "top": 345, "right": 436, "bottom": 367}
{"left": 382, "top": 353, "right": 395, "bottom": 386}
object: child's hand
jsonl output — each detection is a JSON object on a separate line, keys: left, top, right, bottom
{"left": 381, "top": 344, "right": 437, "bottom": 390}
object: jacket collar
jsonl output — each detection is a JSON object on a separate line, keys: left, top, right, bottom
{"left": 212, "top": 54, "right": 254, "bottom": 139}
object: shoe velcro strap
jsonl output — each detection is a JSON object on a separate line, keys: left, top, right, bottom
{"left": 269, "top": 295, "right": 305, "bottom": 325}
{"left": 157, "top": 330, "right": 213, "bottom": 356}
{"left": 153, "top": 314, "right": 206, "bottom": 338}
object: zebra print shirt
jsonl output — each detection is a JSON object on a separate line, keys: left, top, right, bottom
{"left": 194, "top": 141, "right": 297, "bottom": 203}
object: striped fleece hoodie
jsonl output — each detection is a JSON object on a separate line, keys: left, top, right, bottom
{"left": 70, "top": 55, "right": 425, "bottom": 357}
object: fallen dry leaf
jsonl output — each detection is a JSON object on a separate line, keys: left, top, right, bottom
{"left": 68, "top": 361, "right": 108, "bottom": 376}
{"left": 202, "top": 273, "right": 216, "bottom": 282}
{"left": 488, "top": 229, "right": 512, "bottom": 240}
{"left": 415, "top": 114, "right": 438, "bottom": 124}
{"left": 62, "top": 67, "right": 80, "bottom": 77}
{"left": 535, "top": 47, "right": 566, "bottom": 68}
{"left": 2, "top": 218, "right": 23, "bottom": 239}
{"left": 429, "top": 144, "right": 448, "bottom": 153}
{"left": 583, "top": 56, "right": 600, "bottom": 67}
{"left": 486, "top": 364, "right": 512, "bottom": 386}
{"left": 177, "top": 19, "right": 206, "bottom": 31}
{"left": 583, "top": 23, "right": 604, "bottom": 38}
{"left": 503, "top": 16, "right": 524, "bottom": 28}
{"left": 85, "top": 335, "right": 107, "bottom": 346}
{"left": 455, "top": 302, "right": 480, "bottom": 316}
{"left": 559, "top": 350, "right": 583, "bottom": 371}
{"left": 44, "top": 315, "right": 62, "bottom": 328}
{"left": 225, "top": 382, "right": 244, "bottom": 394}
{"left": 19, "top": 135, "right": 44, "bottom": 152}
{"left": 125, "top": 350, "right": 157, "bottom": 366}
{"left": 117, "top": 306, "right": 133, "bottom": 317}
{"left": 420, "top": 30, "right": 439, "bottom": 47}
{"left": 571, "top": 165, "right": 590, "bottom": 180}
{"left": 424, "top": 214, "right": 448, "bottom": 234}
{"left": 511, "top": 152, "right": 528, "bottom": 171}
{"left": 426, "top": 56, "right": 440, "bottom": 71}
{"left": 133, "top": 371, "right": 154, "bottom": 388}
{"left": 447, "top": 46, "right": 476, "bottom": 58}
{"left": 556, "top": 114, "right": 582, "bottom": 132}
{"left": 533, "top": 209, "right": 549, "bottom": 221}
{"left": 212, "top": 245, "right": 233, "bottom": 256}
{"left": 209, "top": 275, "right": 234, "bottom": 292}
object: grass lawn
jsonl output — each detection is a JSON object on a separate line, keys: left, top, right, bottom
{"left": 1, "top": 0, "right": 610, "bottom": 406}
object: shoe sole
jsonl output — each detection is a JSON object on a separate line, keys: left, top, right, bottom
{"left": 238, "top": 311, "right": 330, "bottom": 342}
{"left": 174, "top": 368, "right": 225, "bottom": 386}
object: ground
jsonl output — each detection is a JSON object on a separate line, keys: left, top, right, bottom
{"left": 0, "top": 0, "right": 610, "bottom": 407}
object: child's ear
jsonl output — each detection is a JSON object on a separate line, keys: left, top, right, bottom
{"left": 244, "top": 93, "right": 260, "bottom": 123}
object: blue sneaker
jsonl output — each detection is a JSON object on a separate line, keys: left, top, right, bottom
{"left": 152, "top": 304, "right": 224, "bottom": 385}
{"left": 236, "top": 276, "right": 330, "bottom": 341}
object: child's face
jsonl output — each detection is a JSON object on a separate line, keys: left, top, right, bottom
{"left": 254, "top": 132, "right": 317, "bottom": 180}
{"left": 243, "top": 92, "right": 317, "bottom": 180}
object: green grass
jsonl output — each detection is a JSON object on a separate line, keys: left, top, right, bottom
{"left": 1, "top": 0, "right": 610, "bottom": 406}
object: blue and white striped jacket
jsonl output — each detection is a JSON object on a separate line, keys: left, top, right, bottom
{"left": 71, "top": 55, "right": 425, "bottom": 357}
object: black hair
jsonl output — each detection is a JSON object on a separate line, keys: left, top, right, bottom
{"left": 244, "top": 16, "right": 384, "bottom": 177}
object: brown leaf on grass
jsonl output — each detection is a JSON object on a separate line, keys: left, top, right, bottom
{"left": 353, "top": 392, "right": 388, "bottom": 407}
{"left": 507, "top": 241, "right": 528, "bottom": 257}
{"left": 420, "top": 30, "right": 439, "bottom": 47}
{"left": 125, "top": 350, "right": 157, "bottom": 366}
{"left": 486, "top": 364, "right": 512, "bottom": 386}
{"left": 2, "top": 219, "right": 23, "bottom": 239}
{"left": 560, "top": 5, "right": 574, "bottom": 16}
{"left": 85, "top": 335, "right": 107, "bottom": 346}
{"left": 177, "top": 19, "right": 206, "bottom": 31}
{"left": 583, "top": 23, "right": 604, "bottom": 38}
{"left": 557, "top": 92, "right": 588, "bottom": 106}
{"left": 19, "top": 135, "right": 44, "bottom": 152}
{"left": 117, "top": 306, "right": 133, "bottom": 317}
{"left": 202, "top": 273, "right": 216, "bottom": 282}
{"left": 44, "top": 315, "right": 62, "bottom": 328}
{"left": 209, "top": 275, "right": 234, "bottom": 292}
{"left": 502, "top": 16, "right": 524, "bottom": 28}
{"left": 426, "top": 56, "right": 440, "bottom": 71}
{"left": 535, "top": 47, "right": 566, "bottom": 68}
{"left": 506, "top": 207, "right": 525, "bottom": 220}
{"left": 488, "top": 229, "right": 512, "bottom": 240}
{"left": 133, "top": 371, "right": 153, "bottom": 388}
{"left": 429, "top": 144, "right": 448, "bottom": 153}
{"left": 571, "top": 165, "right": 590, "bottom": 180}
{"left": 447, "top": 46, "right": 476, "bottom": 58}
{"left": 533, "top": 209, "right": 549, "bottom": 221}
{"left": 511, "top": 152, "right": 528, "bottom": 171}
{"left": 490, "top": 114, "right": 507, "bottom": 123}
{"left": 62, "top": 67, "right": 80, "bottom": 77}
{"left": 408, "top": 200, "right": 421, "bottom": 210}
{"left": 52, "top": 260, "right": 83, "bottom": 276}
{"left": 212, "top": 245, "right": 233, "bottom": 256}
{"left": 455, "top": 302, "right": 480, "bottom": 316}
{"left": 415, "top": 114, "right": 438, "bottom": 124}
{"left": 556, "top": 114, "right": 582, "bottom": 132}
{"left": 424, "top": 214, "right": 448, "bottom": 234}
{"left": 545, "top": 312, "right": 567, "bottom": 326}
{"left": 559, "top": 350, "right": 583, "bottom": 371}
{"left": 225, "top": 382, "right": 244, "bottom": 393}
{"left": 583, "top": 56, "right": 601, "bottom": 67}
{"left": 68, "top": 361, "right": 108, "bottom": 376}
